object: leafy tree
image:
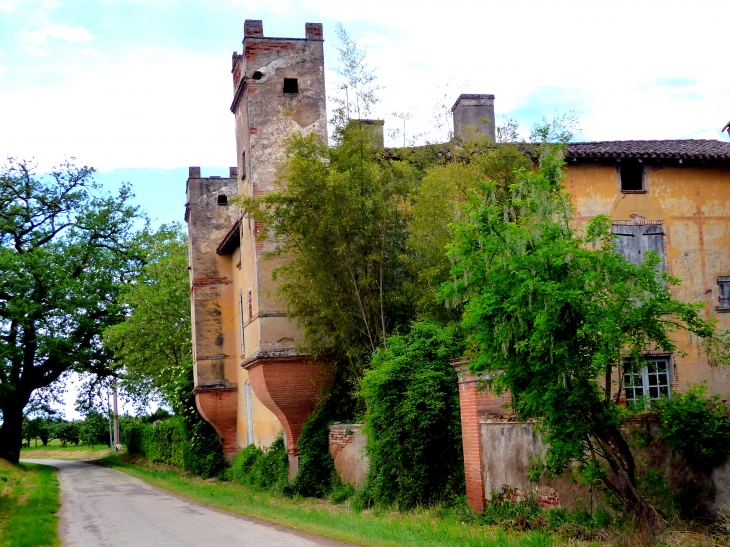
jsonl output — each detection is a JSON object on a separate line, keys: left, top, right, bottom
{"left": 442, "top": 140, "right": 722, "bottom": 526}
{"left": 104, "top": 224, "right": 191, "bottom": 412}
{"left": 0, "top": 158, "right": 142, "bottom": 463}
{"left": 406, "top": 137, "right": 531, "bottom": 317}
{"left": 24, "top": 417, "right": 57, "bottom": 446}
{"left": 241, "top": 130, "right": 418, "bottom": 376}
{"left": 79, "top": 411, "right": 110, "bottom": 446}
{"left": 54, "top": 420, "right": 80, "bottom": 447}
{"left": 103, "top": 224, "right": 226, "bottom": 477}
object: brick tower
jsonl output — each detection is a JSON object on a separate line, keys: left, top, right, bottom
{"left": 188, "top": 20, "right": 330, "bottom": 473}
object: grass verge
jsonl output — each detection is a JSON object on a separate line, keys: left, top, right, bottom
{"left": 21, "top": 441, "right": 111, "bottom": 460}
{"left": 0, "top": 459, "right": 60, "bottom": 547}
{"left": 101, "top": 452, "right": 556, "bottom": 547}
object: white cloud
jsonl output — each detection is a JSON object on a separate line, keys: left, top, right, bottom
{"left": 0, "top": 46, "right": 235, "bottom": 170}
{"left": 19, "top": 23, "right": 93, "bottom": 56}
{"left": 2, "top": 0, "right": 729, "bottom": 170}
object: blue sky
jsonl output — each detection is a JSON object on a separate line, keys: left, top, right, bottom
{"left": 1, "top": 0, "right": 729, "bottom": 416}
{"left": 2, "top": 0, "right": 730, "bottom": 227}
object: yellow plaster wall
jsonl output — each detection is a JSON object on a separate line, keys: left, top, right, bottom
{"left": 565, "top": 163, "right": 730, "bottom": 397}
{"left": 228, "top": 244, "right": 282, "bottom": 450}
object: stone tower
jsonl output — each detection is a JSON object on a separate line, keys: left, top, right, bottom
{"left": 188, "top": 20, "right": 330, "bottom": 474}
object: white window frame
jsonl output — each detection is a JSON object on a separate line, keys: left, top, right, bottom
{"left": 239, "top": 293, "right": 246, "bottom": 353}
{"left": 623, "top": 355, "right": 672, "bottom": 403}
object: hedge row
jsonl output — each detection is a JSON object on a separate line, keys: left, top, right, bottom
{"left": 126, "top": 418, "right": 185, "bottom": 467}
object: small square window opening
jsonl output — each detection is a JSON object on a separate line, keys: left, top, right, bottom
{"left": 620, "top": 161, "right": 645, "bottom": 192}
{"left": 283, "top": 78, "right": 299, "bottom": 94}
{"left": 217, "top": 194, "right": 228, "bottom": 205}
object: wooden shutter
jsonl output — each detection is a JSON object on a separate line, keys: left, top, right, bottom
{"left": 641, "top": 224, "right": 666, "bottom": 271}
{"left": 612, "top": 224, "right": 665, "bottom": 270}
{"left": 719, "top": 277, "right": 730, "bottom": 308}
{"left": 612, "top": 225, "right": 641, "bottom": 265}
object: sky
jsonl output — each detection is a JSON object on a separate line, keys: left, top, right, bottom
{"left": 1, "top": 0, "right": 729, "bottom": 417}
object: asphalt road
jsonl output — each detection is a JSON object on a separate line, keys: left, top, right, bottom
{"left": 22, "top": 459, "right": 349, "bottom": 547}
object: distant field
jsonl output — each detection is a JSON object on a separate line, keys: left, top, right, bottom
{"left": 21, "top": 441, "right": 112, "bottom": 460}
{"left": 0, "top": 459, "right": 60, "bottom": 546}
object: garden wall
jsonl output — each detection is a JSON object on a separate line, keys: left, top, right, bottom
{"left": 328, "top": 423, "right": 368, "bottom": 488}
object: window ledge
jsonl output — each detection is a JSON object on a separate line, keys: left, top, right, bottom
{"left": 621, "top": 190, "right": 648, "bottom": 194}
{"left": 716, "top": 307, "right": 730, "bottom": 313}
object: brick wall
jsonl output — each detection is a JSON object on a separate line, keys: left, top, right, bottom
{"left": 328, "top": 423, "right": 368, "bottom": 488}
{"left": 452, "top": 359, "right": 513, "bottom": 512}
{"left": 328, "top": 423, "right": 359, "bottom": 459}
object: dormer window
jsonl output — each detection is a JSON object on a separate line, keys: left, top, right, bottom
{"left": 283, "top": 78, "right": 299, "bottom": 94}
{"left": 620, "top": 160, "right": 645, "bottom": 192}
{"left": 217, "top": 194, "right": 228, "bottom": 206}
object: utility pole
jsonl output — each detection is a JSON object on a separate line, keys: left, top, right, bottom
{"left": 108, "top": 389, "right": 113, "bottom": 453}
{"left": 112, "top": 382, "right": 120, "bottom": 451}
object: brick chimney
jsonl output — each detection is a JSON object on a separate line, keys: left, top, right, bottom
{"left": 451, "top": 94, "right": 495, "bottom": 142}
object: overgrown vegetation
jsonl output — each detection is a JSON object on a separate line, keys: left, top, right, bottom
{"left": 226, "top": 436, "right": 289, "bottom": 492}
{"left": 0, "top": 460, "right": 60, "bottom": 546}
{"left": 361, "top": 322, "right": 465, "bottom": 508}
{"left": 126, "top": 417, "right": 185, "bottom": 467}
{"left": 654, "top": 385, "right": 730, "bottom": 471}
{"left": 441, "top": 131, "right": 726, "bottom": 526}
{"left": 480, "top": 497, "right": 616, "bottom": 540}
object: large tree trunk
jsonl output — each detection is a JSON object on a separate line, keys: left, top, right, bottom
{"left": 0, "top": 401, "right": 26, "bottom": 463}
{"left": 595, "top": 421, "right": 661, "bottom": 530}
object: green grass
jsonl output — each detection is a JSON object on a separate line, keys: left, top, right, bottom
{"left": 102, "top": 453, "right": 558, "bottom": 547}
{"left": 21, "top": 441, "right": 111, "bottom": 460}
{"left": 0, "top": 459, "right": 60, "bottom": 547}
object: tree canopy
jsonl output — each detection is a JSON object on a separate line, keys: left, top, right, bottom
{"left": 104, "top": 224, "right": 191, "bottom": 413}
{"left": 0, "top": 158, "right": 143, "bottom": 462}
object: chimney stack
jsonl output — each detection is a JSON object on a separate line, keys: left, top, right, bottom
{"left": 244, "top": 20, "right": 264, "bottom": 38}
{"left": 451, "top": 94, "right": 495, "bottom": 142}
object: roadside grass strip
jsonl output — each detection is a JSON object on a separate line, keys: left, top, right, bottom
{"left": 0, "top": 460, "right": 60, "bottom": 547}
{"left": 102, "top": 454, "right": 557, "bottom": 547}
{"left": 20, "top": 443, "right": 111, "bottom": 460}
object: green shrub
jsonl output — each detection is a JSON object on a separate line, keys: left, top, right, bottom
{"left": 227, "top": 444, "right": 263, "bottom": 484}
{"left": 182, "top": 418, "right": 227, "bottom": 478}
{"left": 654, "top": 385, "right": 730, "bottom": 470}
{"left": 125, "top": 423, "right": 151, "bottom": 454}
{"left": 287, "top": 402, "right": 335, "bottom": 497}
{"left": 481, "top": 497, "right": 616, "bottom": 538}
{"left": 361, "top": 321, "right": 465, "bottom": 509}
{"left": 227, "top": 436, "right": 288, "bottom": 492}
{"left": 145, "top": 418, "right": 185, "bottom": 466}
{"left": 331, "top": 482, "right": 355, "bottom": 504}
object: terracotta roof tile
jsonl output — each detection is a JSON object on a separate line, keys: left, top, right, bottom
{"left": 565, "top": 140, "right": 730, "bottom": 160}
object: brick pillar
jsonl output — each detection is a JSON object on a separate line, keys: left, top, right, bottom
{"left": 453, "top": 359, "right": 512, "bottom": 512}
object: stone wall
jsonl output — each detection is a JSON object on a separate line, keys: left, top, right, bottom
{"left": 328, "top": 423, "right": 368, "bottom": 488}
{"left": 479, "top": 415, "right": 729, "bottom": 518}
{"left": 480, "top": 418, "right": 595, "bottom": 511}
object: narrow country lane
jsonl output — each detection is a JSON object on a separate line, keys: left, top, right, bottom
{"left": 22, "top": 459, "right": 350, "bottom": 547}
